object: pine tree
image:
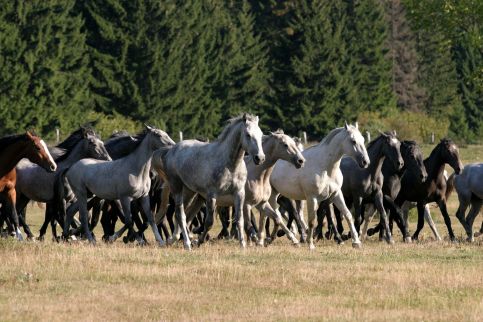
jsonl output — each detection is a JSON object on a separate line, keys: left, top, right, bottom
{"left": 349, "top": 0, "right": 395, "bottom": 115}
{"left": 453, "top": 36, "right": 483, "bottom": 141}
{"left": 0, "top": 0, "right": 91, "bottom": 137}
{"left": 384, "top": 0, "right": 426, "bottom": 112}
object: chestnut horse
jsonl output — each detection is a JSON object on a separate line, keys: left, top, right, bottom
{"left": 0, "top": 131, "right": 57, "bottom": 240}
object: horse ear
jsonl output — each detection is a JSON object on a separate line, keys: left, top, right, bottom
{"left": 355, "top": 122, "right": 359, "bottom": 130}
{"left": 255, "top": 115, "right": 259, "bottom": 123}
{"left": 392, "top": 130, "right": 397, "bottom": 137}
{"left": 344, "top": 121, "right": 349, "bottom": 130}
{"left": 81, "top": 126, "right": 88, "bottom": 138}
{"left": 242, "top": 113, "right": 248, "bottom": 122}
{"left": 378, "top": 130, "right": 388, "bottom": 137}
{"left": 144, "top": 123, "right": 153, "bottom": 131}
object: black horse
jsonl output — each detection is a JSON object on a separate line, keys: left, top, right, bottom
{"left": 368, "top": 139, "right": 463, "bottom": 241}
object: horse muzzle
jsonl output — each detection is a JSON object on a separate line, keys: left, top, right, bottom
{"left": 253, "top": 154, "right": 265, "bottom": 165}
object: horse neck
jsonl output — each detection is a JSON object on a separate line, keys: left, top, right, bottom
{"left": 425, "top": 145, "right": 446, "bottom": 180}
{"left": 367, "top": 139, "right": 386, "bottom": 177}
{"left": 216, "top": 123, "right": 245, "bottom": 170}
{"left": 0, "top": 139, "right": 29, "bottom": 176}
{"left": 125, "top": 134, "right": 154, "bottom": 177}
{"left": 249, "top": 137, "right": 278, "bottom": 183}
{"left": 58, "top": 140, "right": 90, "bottom": 168}
{"left": 312, "top": 134, "right": 346, "bottom": 175}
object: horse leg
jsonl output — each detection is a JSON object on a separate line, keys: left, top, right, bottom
{"left": 306, "top": 197, "right": 321, "bottom": 250}
{"left": 465, "top": 199, "right": 482, "bottom": 242}
{"left": 437, "top": 200, "right": 455, "bottom": 241}
{"left": 38, "top": 204, "right": 52, "bottom": 240}
{"left": 88, "top": 197, "right": 102, "bottom": 231}
{"left": 375, "top": 191, "right": 394, "bottom": 244}
{"left": 332, "top": 191, "right": 361, "bottom": 248}
{"left": 455, "top": 193, "right": 471, "bottom": 238}
{"left": 412, "top": 203, "right": 426, "bottom": 241}
{"left": 258, "top": 201, "right": 298, "bottom": 246}
{"left": 423, "top": 204, "right": 442, "bottom": 241}
{"left": 140, "top": 195, "right": 165, "bottom": 246}
{"left": 243, "top": 204, "right": 257, "bottom": 244}
{"left": 361, "top": 204, "right": 375, "bottom": 241}
{"left": 3, "top": 189, "right": 23, "bottom": 241}
{"left": 155, "top": 184, "right": 170, "bottom": 225}
{"left": 217, "top": 207, "right": 230, "bottom": 239}
{"left": 315, "top": 204, "right": 325, "bottom": 241}
{"left": 326, "top": 203, "right": 344, "bottom": 244}
{"left": 197, "top": 194, "right": 215, "bottom": 246}
{"left": 77, "top": 194, "right": 95, "bottom": 244}
{"left": 475, "top": 221, "right": 483, "bottom": 238}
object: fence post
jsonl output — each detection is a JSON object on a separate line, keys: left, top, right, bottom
{"left": 366, "top": 131, "right": 371, "bottom": 143}
{"left": 302, "top": 131, "right": 307, "bottom": 145}
{"left": 55, "top": 128, "right": 60, "bottom": 143}
{"left": 431, "top": 132, "right": 434, "bottom": 144}
{"left": 179, "top": 131, "right": 183, "bottom": 142}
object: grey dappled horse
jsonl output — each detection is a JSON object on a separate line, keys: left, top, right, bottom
{"left": 157, "top": 114, "right": 265, "bottom": 250}
{"left": 165, "top": 130, "right": 305, "bottom": 246}
{"left": 453, "top": 163, "right": 483, "bottom": 241}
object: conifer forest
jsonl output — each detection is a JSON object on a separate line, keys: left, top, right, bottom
{"left": 0, "top": 0, "right": 481, "bottom": 142}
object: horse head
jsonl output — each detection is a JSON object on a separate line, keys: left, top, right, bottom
{"left": 144, "top": 124, "right": 176, "bottom": 150}
{"left": 240, "top": 113, "right": 265, "bottom": 165}
{"left": 378, "top": 130, "right": 404, "bottom": 170}
{"left": 341, "top": 122, "right": 369, "bottom": 169}
{"left": 401, "top": 140, "right": 427, "bottom": 182}
{"left": 269, "top": 130, "right": 305, "bottom": 169}
{"left": 439, "top": 138, "right": 463, "bottom": 174}
{"left": 81, "top": 128, "right": 112, "bottom": 161}
{"left": 25, "top": 131, "right": 57, "bottom": 172}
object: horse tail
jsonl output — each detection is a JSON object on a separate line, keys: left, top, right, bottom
{"left": 445, "top": 172, "right": 456, "bottom": 201}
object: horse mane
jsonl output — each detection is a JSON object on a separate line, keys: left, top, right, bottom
{"left": 0, "top": 134, "right": 29, "bottom": 154}
{"left": 366, "top": 132, "right": 396, "bottom": 150}
{"left": 319, "top": 127, "right": 345, "bottom": 146}
{"left": 54, "top": 127, "right": 99, "bottom": 162}
{"left": 427, "top": 138, "right": 454, "bottom": 160}
{"left": 216, "top": 114, "right": 257, "bottom": 142}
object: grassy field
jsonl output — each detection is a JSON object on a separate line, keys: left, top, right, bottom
{"left": 0, "top": 145, "right": 481, "bottom": 321}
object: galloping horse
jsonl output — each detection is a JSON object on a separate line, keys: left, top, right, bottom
{"left": 269, "top": 123, "right": 370, "bottom": 249}
{"left": 158, "top": 114, "right": 265, "bottom": 250}
{"left": 453, "top": 163, "right": 482, "bottom": 241}
{"left": 15, "top": 127, "right": 110, "bottom": 239}
{"left": 62, "top": 125, "right": 174, "bottom": 245}
{"left": 0, "top": 131, "right": 57, "bottom": 240}
{"left": 163, "top": 130, "right": 305, "bottom": 246}
{"left": 387, "top": 139, "right": 462, "bottom": 241}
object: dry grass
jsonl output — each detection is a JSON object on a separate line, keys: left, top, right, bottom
{"left": 0, "top": 145, "right": 481, "bottom": 322}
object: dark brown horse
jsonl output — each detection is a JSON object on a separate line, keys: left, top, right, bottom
{"left": 0, "top": 131, "right": 57, "bottom": 240}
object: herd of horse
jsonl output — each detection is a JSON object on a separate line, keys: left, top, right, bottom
{"left": 0, "top": 114, "right": 481, "bottom": 251}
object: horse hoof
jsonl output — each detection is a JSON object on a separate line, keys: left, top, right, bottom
{"left": 309, "top": 244, "right": 316, "bottom": 250}
{"left": 367, "top": 228, "right": 375, "bottom": 236}
{"left": 240, "top": 241, "right": 247, "bottom": 249}
{"left": 404, "top": 236, "right": 412, "bottom": 243}
{"left": 276, "top": 230, "right": 285, "bottom": 238}
{"left": 336, "top": 240, "right": 345, "bottom": 245}
{"left": 256, "top": 241, "right": 264, "bottom": 247}
{"left": 352, "top": 242, "right": 362, "bottom": 249}
{"left": 184, "top": 243, "right": 192, "bottom": 251}
{"left": 474, "top": 232, "right": 482, "bottom": 238}
{"left": 387, "top": 239, "right": 395, "bottom": 245}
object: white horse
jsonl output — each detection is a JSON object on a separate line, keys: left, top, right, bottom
{"left": 269, "top": 123, "right": 370, "bottom": 249}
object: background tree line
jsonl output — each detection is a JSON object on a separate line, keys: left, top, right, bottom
{"left": 0, "top": 0, "right": 481, "bottom": 143}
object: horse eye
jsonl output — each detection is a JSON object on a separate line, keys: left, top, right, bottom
{"left": 284, "top": 143, "right": 288, "bottom": 148}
